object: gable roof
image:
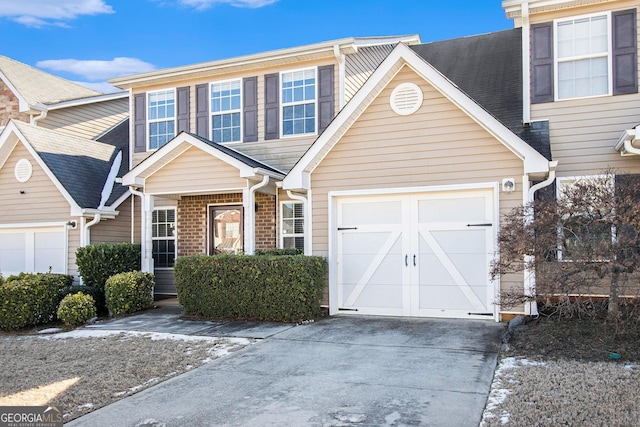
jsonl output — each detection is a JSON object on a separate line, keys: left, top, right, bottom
{"left": 283, "top": 42, "right": 551, "bottom": 190}
{"left": 0, "top": 120, "right": 122, "bottom": 212}
{"left": 411, "top": 28, "right": 551, "bottom": 159}
{"left": 122, "top": 132, "right": 285, "bottom": 187}
{"left": 0, "top": 56, "right": 101, "bottom": 110}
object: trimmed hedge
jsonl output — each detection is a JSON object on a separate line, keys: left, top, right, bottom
{"left": 57, "top": 292, "right": 97, "bottom": 326}
{"left": 174, "top": 254, "right": 327, "bottom": 322}
{"left": 76, "top": 243, "right": 141, "bottom": 290}
{"left": 0, "top": 273, "right": 73, "bottom": 330}
{"left": 105, "top": 271, "right": 154, "bottom": 316}
{"left": 59, "top": 285, "right": 106, "bottom": 316}
{"left": 254, "top": 248, "right": 303, "bottom": 256}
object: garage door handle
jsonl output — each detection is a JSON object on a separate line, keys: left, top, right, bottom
{"left": 405, "top": 255, "right": 408, "bottom": 266}
{"left": 413, "top": 254, "right": 416, "bottom": 266}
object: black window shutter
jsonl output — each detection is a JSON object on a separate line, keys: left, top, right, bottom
{"left": 196, "top": 83, "right": 209, "bottom": 139}
{"left": 612, "top": 9, "right": 638, "bottom": 96}
{"left": 133, "top": 93, "right": 146, "bottom": 153}
{"left": 264, "top": 73, "right": 279, "bottom": 140}
{"left": 317, "top": 65, "right": 335, "bottom": 134}
{"left": 531, "top": 22, "right": 554, "bottom": 104}
{"left": 176, "top": 86, "right": 190, "bottom": 134}
{"left": 243, "top": 76, "right": 258, "bottom": 142}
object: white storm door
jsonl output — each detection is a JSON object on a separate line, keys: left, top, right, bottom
{"left": 336, "top": 196, "right": 410, "bottom": 316}
{"left": 411, "top": 191, "right": 494, "bottom": 319}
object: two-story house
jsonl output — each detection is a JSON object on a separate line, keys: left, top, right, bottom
{"left": 0, "top": 56, "right": 133, "bottom": 280}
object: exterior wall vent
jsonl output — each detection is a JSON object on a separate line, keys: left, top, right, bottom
{"left": 390, "top": 82, "right": 423, "bottom": 116}
{"left": 15, "top": 158, "right": 33, "bottom": 183}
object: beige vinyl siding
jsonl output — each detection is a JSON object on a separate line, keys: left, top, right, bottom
{"left": 344, "top": 44, "right": 395, "bottom": 103}
{"left": 532, "top": 94, "right": 640, "bottom": 177}
{"left": 67, "top": 227, "right": 81, "bottom": 280}
{"left": 90, "top": 195, "right": 133, "bottom": 244}
{"left": 132, "top": 58, "right": 339, "bottom": 168}
{"left": 144, "top": 146, "right": 247, "bottom": 195}
{"left": 0, "top": 142, "right": 71, "bottom": 223}
{"left": 38, "top": 98, "right": 128, "bottom": 139}
{"left": 310, "top": 66, "right": 527, "bottom": 310}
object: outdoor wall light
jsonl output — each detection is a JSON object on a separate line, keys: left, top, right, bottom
{"left": 502, "top": 178, "right": 516, "bottom": 193}
{"left": 67, "top": 221, "right": 77, "bottom": 228}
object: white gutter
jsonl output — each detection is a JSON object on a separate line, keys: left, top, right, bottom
{"left": 615, "top": 127, "right": 640, "bottom": 156}
{"left": 247, "top": 175, "right": 270, "bottom": 255}
{"left": 286, "top": 190, "right": 310, "bottom": 256}
{"left": 82, "top": 214, "right": 101, "bottom": 247}
{"left": 29, "top": 103, "right": 48, "bottom": 126}
{"left": 523, "top": 160, "right": 558, "bottom": 316}
{"left": 521, "top": 1, "right": 532, "bottom": 125}
{"left": 334, "top": 44, "right": 346, "bottom": 109}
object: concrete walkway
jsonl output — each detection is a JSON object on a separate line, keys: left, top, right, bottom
{"left": 68, "top": 302, "right": 503, "bottom": 427}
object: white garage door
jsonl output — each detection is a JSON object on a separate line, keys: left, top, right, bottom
{"left": 335, "top": 189, "right": 496, "bottom": 319}
{"left": 0, "top": 227, "right": 66, "bottom": 277}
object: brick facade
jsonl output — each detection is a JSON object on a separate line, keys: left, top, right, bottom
{"left": 177, "top": 192, "right": 277, "bottom": 256}
{"left": 0, "top": 81, "right": 30, "bottom": 127}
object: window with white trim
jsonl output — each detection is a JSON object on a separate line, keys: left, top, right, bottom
{"left": 557, "top": 176, "right": 614, "bottom": 261}
{"left": 148, "top": 90, "right": 176, "bottom": 150}
{"left": 281, "top": 68, "right": 316, "bottom": 136}
{"left": 152, "top": 209, "right": 176, "bottom": 268}
{"left": 556, "top": 13, "right": 610, "bottom": 100}
{"left": 211, "top": 80, "right": 242, "bottom": 143}
{"left": 281, "top": 202, "right": 304, "bottom": 250}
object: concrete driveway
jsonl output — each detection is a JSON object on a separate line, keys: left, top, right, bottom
{"left": 68, "top": 315, "right": 503, "bottom": 427}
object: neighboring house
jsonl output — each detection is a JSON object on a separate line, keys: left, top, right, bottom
{"left": 0, "top": 56, "right": 132, "bottom": 280}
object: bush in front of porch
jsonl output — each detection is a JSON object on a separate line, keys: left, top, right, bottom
{"left": 174, "top": 254, "right": 327, "bottom": 322}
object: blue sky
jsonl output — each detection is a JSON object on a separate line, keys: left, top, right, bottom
{"left": 0, "top": 1, "right": 513, "bottom": 92}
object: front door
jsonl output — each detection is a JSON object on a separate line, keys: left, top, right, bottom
{"left": 209, "top": 205, "right": 244, "bottom": 254}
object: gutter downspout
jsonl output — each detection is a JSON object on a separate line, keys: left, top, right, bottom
{"left": 247, "top": 175, "right": 270, "bottom": 255}
{"left": 521, "top": 1, "right": 532, "bottom": 126}
{"left": 30, "top": 104, "right": 48, "bottom": 126}
{"left": 82, "top": 214, "right": 101, "bottom": 247}
{"left": 334, "top": 44, "right": 346, "bottom": 109}
{"left": 286, "top": 190, "right": 310, "bottom": 256}
{"left": 524, "top": 160, "right": 558, "bottom": 316}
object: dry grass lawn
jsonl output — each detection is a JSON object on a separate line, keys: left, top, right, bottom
{"left": 0, "top": 331, "right": 251, "bottom": 422}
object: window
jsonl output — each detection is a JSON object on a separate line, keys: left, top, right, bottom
{"left": 148, "top": 90, "right": 176, "bottom": 150}
{"left": 281, "top": 68, "right": 316, "bottom": 136}
{"left": 211, "top": 80, "right": 241, "bottom": 143}
{"left": 557, "top": 176, "right": 614, "bottom": 261}
{"left": 152, "top": 209, "right": 176, "bottom": 268}
{"left": 281, "top": 202, "right": 304, "bottom": 250}
{"left": 556, "top": 13, "right": 610, "bottom": 99}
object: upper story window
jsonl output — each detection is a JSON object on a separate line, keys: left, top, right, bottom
{"left": 211, "top": 80, "right": 242, "bottom": 143}
{"left": 281, "top": 68, "right": 316, "bottom": 136}
{"left": 148, "top": 89, "right": 176, "bottom": 150}
{"left": 556, "top": 13, "right": 610, "bottom": 100}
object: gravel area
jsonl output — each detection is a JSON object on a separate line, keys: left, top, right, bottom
{"left": 0, "top": 331, "right": 252, "bottom": 422}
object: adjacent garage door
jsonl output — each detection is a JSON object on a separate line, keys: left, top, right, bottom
{"left": 335, "top": 189, "right": 496, "bottom": 319}
{"left": 0, "top": 227, "right": 66, "bottom": 277}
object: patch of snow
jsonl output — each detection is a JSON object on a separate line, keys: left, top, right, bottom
{"left": 77, "top": 403, "right": 94, "bottom": 410}
{"left": 624, "top": 364, "right": 635, "bottom": 370}
{"left": 38, "top": 327, "right": 63, "bottom": 334}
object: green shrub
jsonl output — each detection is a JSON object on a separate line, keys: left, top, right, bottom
{"left": 59, "top": 285, "right": 106, "bottom": 316}
{"left": 76, "top": 243, "right": 141, "bottom": 290}
{"left": 0, "top": 273, "right": 73, "bottom": 330}
{"left": 57, "top": 292, "right": 96, "bottom": 326}
{"left": 174, "top": 254, "right": 326, "bottom": 322}
{"left": 254, "top": 248, "right": 303, "bottom": 256}
{"left": 105, "top": 271, "right": 154, "bottom": 316}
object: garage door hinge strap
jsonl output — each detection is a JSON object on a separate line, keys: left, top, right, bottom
{"left": 338, "top": 308, "right": 358, "bottom": 311}
{"left": 337, "top": 227, "right": 358, "bottom": 231}
{"left": 467, "top": 223, "right": 492, "bottom": 227}
{"left": 468, "top": 312, "right": 493, "bottom": 316}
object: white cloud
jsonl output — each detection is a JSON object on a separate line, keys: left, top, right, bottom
{"left": 0, "top": 0, "right": 114, "bottom": 27}
{"left": 37, "top": 57, "right": 156, "bottom": 81}
{"left": 73, "top": 81, "right": 121, "bottom": 94}
{"left": 178, "top": 0, "right": 278, "bottom": 10}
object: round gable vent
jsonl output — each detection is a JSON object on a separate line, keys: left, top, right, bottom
{"left": 390, "top": 82, "right": 423, "bottom": 116}
{"left": 15, "top": 158, "right": 33, "bottom": 183}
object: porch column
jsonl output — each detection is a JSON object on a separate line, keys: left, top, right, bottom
{"left": 141, "top": 194, "right": 154, "bottom": 273}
